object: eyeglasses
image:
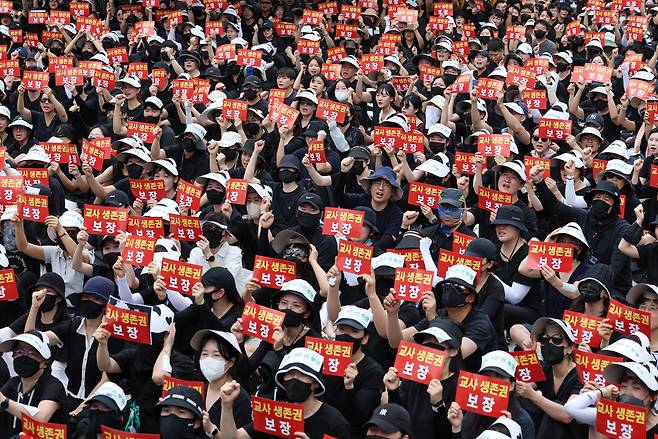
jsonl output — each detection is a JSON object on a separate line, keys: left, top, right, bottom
{"left": 41, "top": 99, "right": 51, "bottom": 104}
{"left": 442, "top": 283, "right": 468, "bottom": 294}
{"left": 539, "top": 334, "right": 564, "bottom": 345}
{"left": 299, "top": 99, "right": 315, "bottom": 107}
{"left": 14, "top": 348, "right": 38, "bottom": 357}
{"left": 532, "top": 135, "right": 548, "bottom": 142}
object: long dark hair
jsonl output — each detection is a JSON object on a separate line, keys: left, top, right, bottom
{"left": 195, "top": 333, "right": 241, "bottom": 378}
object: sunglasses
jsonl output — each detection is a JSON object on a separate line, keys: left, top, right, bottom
{"left": 41, "top": 99, "right": 51, "bottom": 104}
{"left": 539, "top": 334, "right": 564, "bottom": 345}
{"left": 532, "top": 135, "right": 549, "bottom": 142}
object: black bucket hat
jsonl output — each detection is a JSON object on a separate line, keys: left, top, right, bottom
{"left": 29, "top": 272, "right": 65, "bottom": 298}
{"left": 490, "top": 205, "right": 528, "bottom": 232}
{"left": 584, "top": 180, "right": 621, "bottom": 206}
{"left": 157, "top": 386, "right": 204, "bottom": 419}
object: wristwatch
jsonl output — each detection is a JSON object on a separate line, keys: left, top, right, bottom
{"left": 206, "top": 255, "right": 215, "bottom": 262}
{"left": 206, "top": 426, "right": 219, "bottom": 438}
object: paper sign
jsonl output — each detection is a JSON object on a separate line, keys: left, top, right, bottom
{"left": 91, "top": 69, "right": 115, "bottom": 89}
{"left": 592, "top": 159, "right": 608, "bottom": 179}
{"left": 626, "top": 79, "right": 654, "bottom": 101}
{"left": 129, "top": 179, "right": 166, "bottom": 202}
{"left": 252, "top": 256, "right": 297, "bottom": 289}
{"left": 419, "top": 64, "right": 443, "bottom": 84}
{"left": 297, "top": 38, "right": 321, "bottom": 56}
{"left": 28, "top": 10, "right": 47, "bottom": 24}
{"left": 22, "top": 71, "right": 49, "bottom": 91}
{"left": 583, "top": 63, "right": 613, "bottom": 84}
{"left": 127, "top": 62, "right": 148, "bottom": 80}
{"left": 107, "top": 46, "right": 128, "bottom": 64}
{"left": 525, "top": 57, "right": 549, "bottom": 76}
{"left": 373, "top": 126, "right": 403, "bottom": 149}
{"left": 360, "top": 54, "right": 384, "bottom": 75}
{"left": 477, "top": 187, "right": 513, "bottom": 213}
{"left": 315, "top": 99, "right": 347, "bottom": 123}
{"left": 318, "top": 1, "right": 338, "bottom": 14}
{"left": 434, "top": 2, "right": 453, "bottom": 16}
{"left": 566, "top": 20, "right": 582, "bottom": 36}
{"left": 455, "top": 151, "right": 484, "bottom": 175}
{"left": 307, "top": 140, "right": 326, "bottom": 164}
{"left": 127, "top": 215, "right": 164, "bottom": 240}
{"left": 48, "top": 56, "right": 73, "bottom": 73}
{"left": 522, "top": 89, "right": 547, "bottom": 110}
{"left": 563, "top": 310, "right": 604, "bottom": 348}
{"left": 302, "top": 8, "right": 323, "bottom": 25}
{"left": 327, "top": 47, "right": 347, "bottom": 63}
{"left": 452, "top": 232, "right": 476, "bottom": 255}
{"left": 335, "top": 23, "right": 358, "bottom": 39}
{"left": 455, "top": 370, "right": 511, "bottom": 416}
{"left": 650, "top": 164, "right": 658, "bottom": 188}
{"left": 646, "top": 102, "right": 658, "bottom": 124}
{"left": 574, "top": 350, "right": 620, "bottom": 387}
{"left": 596, "top": 399, "right": 646, "bottom": 439}
{"left": 510, "top": 350, "right": 545, "bottom": 383}
{"left": 214, "top": 44, "right": 236, "bottom": 62}
{"left": 252, "top": 396, "right": 303, "bottom": 438}
{"left": 242, "top": 302, "right": 285, "bottom": 344}
{"left": 477, "top": 134, "right": 511, "bottom": 157}
{"left": 437, "top": 249, "right": 482, "bottom": 279}
{"left": 399, "top": 131, "right": 424, "bottom": 154}
{"left": 506, "top": 65, "right": 537, "bottom": 89}
{"left": 341, "top": 4, "right": 360, "bottom": 20}
{"left": 407, "top": 182, "right": 444, "bottom": 208}
{"left": 390, "top": 248, "right": 425, "bottom": 270}
{"left": 476, "top": 78, "right": 504, "bottom": 100}
{"left": 305, "top": 336, "right": 353, "bottom": 376}
{"left": 428, "top": 15, "right": 450, "bottom": 31}
{"left": 321, "top": 64, "right": 341, "bottom": 81}
{"left": 527, "top": 241, "right": 574, "bottom": 272}
{"left": 17, "top": 193, "right": 48, "bottom": 223}
{"left": 83, "top": 204, "right": 129, "bottom": 236}
{"left": 225, "top": 179, "right": 248, "bottom": 205}
{"left": 0, "top": 269, "right": 18, "bottom": 301}
{"left": 101, "top": 425, "right": 159, "bottom": 438}
{"left": 269, "top": 101, "right": 299, "bottom": 130}
{"left": 506, "top": 25, "right": 525, "bottom": 40}
{"left": 0, "top": 177, "right": 23, "bottom": 205}
{"left": 237, "top": 49, "right": 262, "bottom": 68}
{"left": 393, "top": 268, "right": 433, "bottom": 302}
{"left": 336, "top": 240, "right": 373, "bottom": 275}
{"left": 161, "top": 376, "right": 205, "bottom": 399}
{"left": 607, "top": 299, "right": 651, "bottom": 336}
{"left": 175, "top": 179, "right": 202, "bottom": 211}
{"left": 322, "top": 207, "right": 364, "bottom": 239}
{"left": 121, "top": 236, "right": 156, "bottom": 266}
{"left": 169, "top": 214, "right": 202, "bottom": 242}
{"left": 40, "top": 142, "right": 76, "bottom": 164}
{"left": 222, "top": 99, "right": 248, "bottom": 121}
{"left": 538, "top": 118, "right": 572, "bottom": 141}
{"left": 104, "top": 302, "right": 151, "bottom": 344}
{"left": 70, "top": 1, "right": 90, "bottom": 17}
{"left": 22, "top": 414, "right": 67, "bottom": 439}
{"left": 393, "top": 340, "right": 446, "bottom": 384}
{"left": 523, "top": 156, "right": 551, "bottom": 179}
{"left": 160, "top": 258, "right": 203, "bottom": 296}
{"left": 127, "top": 121, "right": 156, "bottom": 144}
{"left": 0, "top": 59, "right": 18, "bottom": 77}
{"left": 18, "top": 168, "right": 49, "bottom": 188}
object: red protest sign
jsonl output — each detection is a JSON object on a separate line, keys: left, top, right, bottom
{"left": 0, "top": 59, "right": 18, "bottom": 76}
{"left": 107, "top": 46, "right": 128, "bottom": 64}
{"left": 527, "top": 241, "right": 575, "bottom": 272}
{"left": 373, "top": 126, "right": 403, "bottom": 149}
{"left": 452, "top": 232, "right": 476, "bottom": 255}
{"left": 242, "top": 302, "right": 285, "bottom": 343}
{"left": 28, "top": 10, "right": 48, "bottom": 24}
{"left": 225, "top": 179, "right": 248, "bottom": 205}
{"left": 21, "top": 414, "right": 67, "bottom": 439}
{"left": 127, "top": 215, "right": 164, "bottom": 239}
{"left": 341, "top": 4, "right": 361, "bottom": 20}
{"left": 506, "top": 25, "right": 525, "bottom": 40}
{"left": 83, "top": 204, "right": 129, "bottom": 236}
{"left": 302, "top": 8, "right": 323, "bottom": 25}
{"left": 428, "top": 15, "right": 450, "bottom": 31}
{"left": 563, "top": 310, "right": 604, "bottom": 348}
{"left": 455, "top": 151, "right": 484, "bottom": 175}
{"left": 0, "top": 177, "right": 23, "bottom": 205}
{"left": 626, "top": 79, "right": 654, "bottom": 101}
{"left": 650, "top": 164, "right": 658, "bottom": 188}
{"left": 646, "top": 101, "right": 658, "bottom": 124}
{"left": 462, "top": 23, "right": 476, "bottom": 38}
{"left": 161, "top": 376, "right": 205, "bottom": 399}
{"left": 434, "top": 2, "right": 453, "bottom": 16}
{"left": 592, "top": 159, "right": 608, "bottom": 179}
{"left": 81, "top": 140, "right": 106, "bottom": 171}
{"left": 583, "top": 64, "right": 613, "bottom": 84}
{"left": 252, "top": 256, "right": 297, "bottom": 289}
{"left": 525, "top": 57, "right": 549, "bottom": 76}
{"left": 477, "top": 134, "right": 511, "bottom": 157}
{"left": 306, "top": 336, "right": 353, "bottom": 376}
{"left": 538, "top": 118, "right": 572, "bottom": 141}
{"left": 393, "top": 268, "right": 433, "bottom": 302}
{"left": 594, "top": 8, "right": 616, "bottom": 24}
{"left": 390, "top": 248, "right": 425, "bottom": 270}
{"left": 91, "top": 68, "right": 115, "bottom": 89}
{"left": 399, "top": 131, "right": 424, "bottom": 154}
{"left": 48, "top": 56, "right": 73, "bottom": 73}
{"left": 392, "top": 76, "right": 414, "bottom": 93}
{"left": 510, "top": 351, "right": 545, "bottom": 383}
{"left": 393, "top": 340, "right": 446, "bottom": 384}
{"left": 39, "top": 142, "right": 73, "bottom": 164}
{"left": 104, "top": 302, "right": 151, "bottom": 344}
{"left": 236, "top": 49, "right": 262, "bottom": 68}
{"left": 175, "top": 179, "right": 202, "bottom": 211}
{"left": 169, "top": 214, "right": 202, "bottom": 242}
{"left": 17, "top": 193, "right": 48, "bottom": 223}
{"left": 48, "top": 10, "right": 70, "bottom": 25}
{"left": 477, "top": 187, "right": 513, "bottom": 213}
{"left": 322, "top": 207, "right": 364, "bottom": 239}
{"left": 307, "top": 140, "right": 326, "bottom": 164}
{"left": 336, "top": 240, "right": 373, "bottom": 275}
{"left": 327, "top": 47, "right": 347, "bottom": 63}
{"left": 121, "top": 236, "right": 156, "bottom": 266}
{"left": 160, "top": 258, "right": 203, "bottom": 296}
{"left": 607, "top": 299, "right": 651, "bottom": 336}
{"left": 453, "top": 41, "right": 471, "bottom": 59}
{"left": 151, "top": 68, "right": 167, "bottom": 88}
{"left": 315, "top": 99, "right": 347, "bottom": 123}
{"left": 269, "top": 101, "right": 299, "bottom": 129}
{"left": 456, "top": 370, "right": 511, "bottom": 416}
{"left": 321, "top": 64, "right": 341, "bottom": 81}
{"left": 418, "top": 64, "right": 443, "bottom": 84}
{"left": 205, "top": 21, "right": 223, "bottom": 37}
{"left": 566, "top": 20, "right": 582, "bottom": 36}
{"left": 215, "top": 44, "right": 236, "bottom": 62}
{"left": 476, "top": 78, "right": 504, "bottom": 100}
{"left": 127, "top": 62, "right": 149, "bottom": 80}
{"left": 22, "top": 71, "right": 49, "bottom": 91}
{"left": 619, "top": 194, "right": 627, "bottom": 219}
{"left": 360, "top": 54, "right": 384, "bottom": 75}
{"left": 129, "top": 179, "right": 166, "bottom": 201}
{"left": 523, "top": 156, "right": 551, "bottom": 179}
{"left": 318, "top": 1, "right": 338, "bottom": 14}
{"left": 0, "top": 269, "right": 18, "bottom": 301}
{"left": 408, "top": 182, "right": 444, "bottom": 209}
{"left": 574, "top": 350, "right": 620, "bottom": 387}
{"left": 127, "top": 121, "right": 157, "bottom": 144}
{"left": 252, "top": 396, "right": 303, "bottom": 438}
{"left": 506, "top": 65, "right": 537, "bottom": 89}
{"left": 18, "top": 168, "right": 49, "bottom": 188}
{"left": 596, "top": 399, "right": 646, "bottom": 439}
{"left": 102, "top": 425, "right": 159, "bottom": 438}
{"left": 222, "top": 99, "right": 249, "bottom": 121}
{"left": 77, "top": 16, "right": 103, "bottom": 36}
{"left": 335, "top": 24, "right": 358, "bottom": 40}
{"left": 70, "top": 1, "right": 90, "bottom": 17}
{"left": 297, "top": 38, "right": 321, "bottom": 56}
{"left": 437, "top": 249, "right": 482, "bottom": 279}
{"left": 172, "top": 79, "right": 195, "bottom": 101}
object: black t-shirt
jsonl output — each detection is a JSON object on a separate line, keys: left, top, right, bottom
{"left": 476, "top": 275, "right": 506, "bottom": 349}
{"left": 163, "top": 145, "right": 211, "bottom": 183}
{"left": 174, "top": 303, "right": 243, "bottom": 357}
{"left": 243, "top": 401, "right": 351, "bottom": 439}
{"left": 0, "top": 373, "right": 67, "bottom": 439}
{"left": 29, "top": 110, "right": 63, "bottom": 142}
{"left": 206, "top": 383, "right": 252, "bottom": 429}
{"left": 495, "top": 243, "right": 542, "bottom": 314}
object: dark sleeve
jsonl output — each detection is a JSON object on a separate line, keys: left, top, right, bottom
{"left": 637, "top": 243, "right": 658, "bottom": 269}
{"left": 374, "top": 207, "right": 403, "bottom": 250}
{"left": 608, "top": 222, "right": 631, "bottom": 278}
{"left": 8, "top": 314, "right": 27, "bottom": 334}
{"left": 478, "top": 284, "right": 505, "bottom": 320}
{"left": 233, "top": 390, "right": 253, "bottom": 428}
{"left": 111, "top": 348, "right": 137, "bottom": 374}
{"left": 331, "top": 362, "right": 383, "bottom": 428}
{"left": 413, "top": 317, "right": 431, "bottom": 332}
{"left": 38, "top": 377, "right": 66, "bottom": 405}
{"left": 464, "top": 316, "right": 494, "bottom": 350}
{"left": 534, "top": 181, "right": 588, "bottom": 225}
{"left": 522, "top": 205, "right": 538, "bottom": 239}
{"left": 50, "top": 319, "right": 73, "bottom": 346}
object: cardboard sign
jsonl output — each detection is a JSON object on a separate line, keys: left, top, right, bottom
{"left": 80, "top": 140, "right": 106, "bottom": 171}
{"left": 0, "top": 269, "right": 18, "bottom": 301}
{"left": 321, "top": 63, "right": 341, "bottom": 81}
{"left": 151, "top": 68, "right": 168, "bottom": 88}
{"left": 336, "top": 240, "right": 373, "bottom": 275}
{"left": 525, "top": 57, "right": 549, "bottom": 76}
{"left": 566, "top": 20, "right": 583, "bottom": 36}
{"left": 607, "top": 299, "right": 651, "bottom": 336}
{"left": 393, "top": 268, "right": 433, "bottom": 302}
{"left": 215, "top": 44, "right": 236, "bottom": 61}
{"left": 506, "top": 65, "right": 537, "bottom": 89}
{"left": 83, "top": 204, "right": 129, "bottom": 236}
{"left": 537, "top": 118, "right": 572, "bottom": 141}
{"left": 129, "top": 179, "right": 165, "bottom": 201}
{"left": 17, "top": 193, "right": 48, "bottom": 223}
{"left": 574, "top": 350, "right": 620, "bottom": 387}
{"left": 341, "top": 4, "right": 360, "bottom": 19}
{"left": 127, "top": 62, "right": 148, "bottom": 80}
{"left": 596, "top": 399, "right": 646, "bottom": 439}
{"left": 22, "top": 71, "right": 49, "bottom": 91}
{"left": 0, "top": 59, "right": 19, "bottom": 77}
{"left": 28, "top": 10, "right": 48, "bottom": 24}
{"left": 48, "top": 56, "right": 73, "bottom": 73}
{"left": 373, "top": 126, "right": 403, "bottom": 149}
{"left": 160, "top": 258, "right": 203, "bottom": 296}
{"left": 225, "top": 178, "right": 248, "bottom": 205}
{"left": 222, "top": 99, "right": 248, "bottom": 121}
{"left": 450, "top": 72, "right": 472, "bottom": 93}
{"left": 392, "top": 340, "right": 447, "bottom": 384}
{"left": 322, "top": 207, "right": 364, "bottom": 239}
{"left": 527, "top": 241, "right": 574, "bottom": 272}
{"left": 161, "top": 376, "right": 205, "bottom": 399}
{"left": 121, "top": 235, "right": 157, "bottom": 266}
{"left": 252, "top": 256, "right": 297, "bottom": 289}
{"left": 452, "top": 232, "right": 476, "bottom": 255}
{"left": 476, "top": 78, "right": 504, "bottom": 100}
{"left": 523, "top": 156, "right": 551, "bottom": 179}
{"left": 252, "top": 396, "right": 303, "bottom": 438}
{"left": 297, "top": 38, "right": 321, "bottom": 56}
{"left": 510, "top": 350, "right": 545, "bottom": 383}
{"left": 390, "top": 248, "right": 425, "bottom": 270}
{"left": 408, "top": 182, "right": 444, "bottom": 208}
{"left": 242, "top": 302, "right": 285, "bottom": 344}
{"left": 428, "top": 15, "right": 450, "bottom": 31}
{"left": 172, "top": 179, "right": 201, "bottom": 211}
{"left": 361, "top": 54, "right": 384, "bottom": 75}
{"left": 399, "top": 131, "right": 424, "bottom": 154}
{"left": 236, "top": 49, "right": 262, "bottom": 68}
{"left": 22, "top": 414, "right": 67, "bottom": 439}
{"left": 455, "top": 151, "right": 483, "bottom": 175}
{"left": 455, "top": 371, "right": 511, "bottom": 416}
{"left": 477, "top": 134, "right": 511, "bottom": 157}
{"left": 506, "top": 25, "right": 525, "bottom": 40}
{"left": 434, "top": 2, "right": 453, "bottom": 16}
{"left": 302, "top": 8, "right": 323, "bottom": 25}
{"left": 307, "top": 140, "right": 326, "bottom": 164}
{"left": 127, "top": 215, "right": 164, "bottom": 239}
{"left": 101, "top": 425, "right": 160, "bottom": 438}
{"left": 269, "top": 101, "right": 300, "bottom": 130}
{"left": 418, "top": 64, "right": 443, "bottom": 84}
{"left": 318, "top": 1, "right": 338, "bottom": 14}
{"left": 477, "top": 187, "right": 513, "bottom": 213}
{"left": 105, "top": 302, "right": 151, "bottom": 344}
{"left": 626, "top": 79, "right": 654, "bottom": 101}
{"left": 327, "top": 47, "right": 347, "bottom": 63}
{"left": 563, "top": 310, "right": 604, "bottom": 348}
{"left": 127, "top": 121, "right": 156, "bottom": 144}
{"left": 315, "top": 99, "right": 347, "bottom": 123}
{"left": 70, "top": 1, "right": 90, "bottom": 17}
{"left": 18, "top": 168, "right": 49, "bottom": 188}
{"left": 437, "top": 249, "right": 482, "bottom": 279}
{"left": 305, "top": 336, "right": 353, "bottom": 376}
{"left": 169, "top": 214, "right": 202, "bottom": 242}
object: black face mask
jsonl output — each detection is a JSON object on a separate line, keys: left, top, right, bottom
{"left": 40, "top": 294, "right": 58, "bottom": 312}
{"left": 283, "top": 378, "right": 313, "bottom": 403}
{"left": 345, "top": 47, "right": 357, "bottom": 56}
{"left": 282, "top": 308, "right": 306, "bottom": 327}
{"left": 297, "top": 211, "right": 320, "bottom": 229}
{"left": 618, "top": 394, "right": 647, "bottom": 408}
{"left": 206, "top": 189, "right": 225, "bottom": 205}
{"left": 593, "top": 99, "right": 607, "bottom": 111}
{"left": 141, "top": 116, "right": 160, "bottom": 124}
{"left": 78, "top": 300, "right": 105, "bottom": 319}
{"left": 203, "top": 227, "right": 223, "bottom": 248}
{"left": 590, "top": 199, "right": 611, "bottom": 220}
{"left": 479, "top": 36, "right": 490, "bottom": 45}
{"left": 126, "top": 163, "right": 143, "bottom": 179}
{"left": 147, "top": 46, "right": 161, "bottom": 62}
{"left": 441, "top": 285, "right": 470, "bottom": 308}
{"left": 181, "top": 138, "right": 196, "bottom": 151}
{"left": 243, "top": 89, "right": 257, "bottom": 100}
{"left": 520, "top": 13, "right": 531, "bottom": 22}
{"left": 13, "top": 355, "right": 41, "bottom": 377}
{"left": 228, "top": 64, "right": 241, "bottom": 76}
{"left": 442, "top": 73, "right": 458, "bottom": 86}
{"left": 429, "top": 141, "right": 446, "bottom": 152}
{"left": 534, "top": 29, "right": 546, "bottom": 39}
{"left": 540, "top": 343, "right": 565, "bottom": 364}
{"left": 431, "top": 86, "right": 445, "bottom": 96}
{"left": 221, "top": 148, "right": 239, "bottom": 162}
{"left": 50, "top": 47, "right": 63, "bottom": 56}
{"left": 351, "top": 161, "right": 365, "bottom": 175}
{"left": 335, "top": 333, "right": 361, "bottom": 351}
{"left": 556, "top": 63, "right": 569, "bottom": 72}
{"left": 204, "top": 289, "right": 222, "bottom": 305}
{"left": 243, "top": 122, "right": 260, "bottom": 137}
{"left": 160, "top": 414, "right": 197, "bottom": 439}
{"left": 87, "top": 408, "right": 123, "bottom": 436}
{"left": 81, "top": 51, "right": 94, "bottom": 60}
{"left": 579, "top": 282, "right": 603, "bottom": 302}
{"left": 278, "top": 169, "right": 298, "bottom": 183}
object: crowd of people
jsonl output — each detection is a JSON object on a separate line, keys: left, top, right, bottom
{"left": 0, "top": 0, "right": 656, "bottom": 437}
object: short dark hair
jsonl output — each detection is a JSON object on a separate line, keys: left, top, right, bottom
{"left": 277, "top": 67, "right": 296, "bottom": 80}
{"left": 488, "top": 38, "right": 504, "bottom": 52}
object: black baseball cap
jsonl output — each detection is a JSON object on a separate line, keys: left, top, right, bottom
{"left": 296, "top": 192, "right": 324, "bottom": 210}
{"left": 364, "top": 403, "right": 412, "bottom": 435}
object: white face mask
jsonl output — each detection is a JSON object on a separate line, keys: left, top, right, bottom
{"left": 246, "top": 202, "right": 261, "bottom": 219}
{"left": 335, "top": 90, "right": 350, "bottom": 103}
{"left": 425, "top": 106, "right": 441, "bottom": 127}
{"left": 199, "top": 357, "right": 227, "bottom": 381}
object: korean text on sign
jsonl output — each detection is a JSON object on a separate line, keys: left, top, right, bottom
{"left": 455, "top": 370, "right": 511, "bottom": 416}
{"left": 336, "top": 240, "right": 373, "bottom": 275}
{"left": 160, "top": 258, "right": 203, "bottom": 296}
{"left": 607, "top": 299, "right": 651, "bottom": 337}
{"left": 322, "top": 207, "right": 364, "bottom": 239}
{"left": 251, "top": 396, "right": 304, "bottom": 439}
{"left": 104, "top": 302, "right": 151, "bottom": 345}
{"left": 563, "top": 310, "right": 604, "bottom": 348}
{"left": 393, "top": 268, "right": 433, "bottom": 303}
{"left": 305, "top": 336, "right": 353, "bottom": 376}
{"left": 241, "top": 302, "right": 285, "bottom": 344}
{"left": 526, "top": 241, "right": 574, "bottom": 272}
{"left": 393, "top": 340, "right": 446, "bottom": 385}
{"left": 574, "top": 350, "right": 620, "bottom": 387}
{"left": 596, "top": 399, "right": 646, "bottom": 439}
{"left": 83, "top": 204, "right": 129, "bottom": 236}
{"left": 510, "top": 350, "right": 545, "bottom": 383}
{"left": 161, "top": 376, "right": 205, "bottom": 398}
{"left": 252, "top": 256, "right": 297, "bottom": 289}
{"left": 121, "top": 235, "right": 157, "bottom": 267}
{"left": 22, "top": 413, "right": 67, "bottom": 439}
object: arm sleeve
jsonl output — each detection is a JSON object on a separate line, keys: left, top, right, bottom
{"left": 564, "top": 178, "right": 587, "bottom": 208}
{"left": 563, "top": 390, "right": 598, "bottom": 426}
{"left": 327, "top": 119, "right": 350, "bottom": 153}
{"left": 166, "top": 290, "right": 193, "bottom": 311}
{"left": 50, "top": 360, "right": 68, "bottom": 390}
{"left": 117, "top": 276, "right": 144, "bottom": 305}
{"left": 534, "top": 180, "right": 587, "bottom": 224}
{"left": 495, "top": 275, "right": 532, "bottom": 305}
